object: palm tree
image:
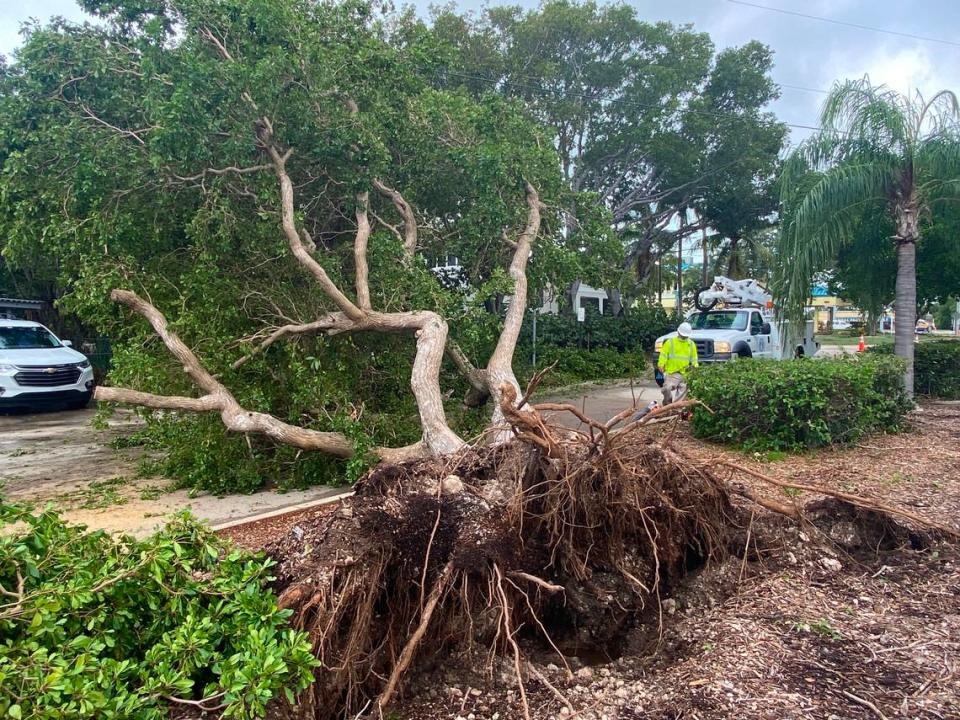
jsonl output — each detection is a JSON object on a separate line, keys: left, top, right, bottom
{"left": 778, "top": 79, "right": 960, "bottom": 396}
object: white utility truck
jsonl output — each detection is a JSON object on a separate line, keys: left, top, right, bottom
{"left": 654, "top": 276, "right": 818, "bottom": 363}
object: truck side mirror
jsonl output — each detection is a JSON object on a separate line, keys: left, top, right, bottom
{"left": 761, "top": 323, "right": 771, "bottom": 335}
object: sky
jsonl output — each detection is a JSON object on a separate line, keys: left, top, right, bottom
{"left": 2, "top": 0, "right": 959, "bottom": 146}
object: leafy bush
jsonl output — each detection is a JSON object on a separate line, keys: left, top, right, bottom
{"left": 688, "top": 355, "right": 910, "bottom": 450}
{"left": 0, "top": 507, "right": 317, "bottom": 719}
{"left": 517, "top": 346, "right": 647, "bottom": 389}
{"left": 522, "top": 303, "right": 674, "bottom": 353}
{"left": 869, "top": 339, "right": 960, "bottom": 399}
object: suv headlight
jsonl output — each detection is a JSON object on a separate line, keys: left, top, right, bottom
{"left": 714, "top": 341, "right": 732, "bottom": 353}
{"left": 76, "top": 359, "right": 91, "bottom": 369}
{"left": 0, "top": 363, "right": 15, "bottom": 373}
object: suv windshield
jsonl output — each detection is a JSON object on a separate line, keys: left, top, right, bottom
{"left": 0, "top": 326, "right": 62, "bottom": 350}
{"left": 687, "top": 311, "right": 748, "bottom": 331}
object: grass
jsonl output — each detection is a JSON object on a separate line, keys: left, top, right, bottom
{"left": 818, "top": 334, "right": 957, "bottom": 347}
{"left": 817, "top": 334, "right": 894, "bottom": 346}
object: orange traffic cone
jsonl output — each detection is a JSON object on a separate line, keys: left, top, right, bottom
{"left": 857, "top": 334, "right": 866, "bottom": 353}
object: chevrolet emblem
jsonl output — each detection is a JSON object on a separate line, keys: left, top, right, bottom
{"left": 44, "top": 367, "right": 57, "bottom": 374}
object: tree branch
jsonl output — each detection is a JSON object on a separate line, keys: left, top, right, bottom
{"left": 231, "top": 315, "right": 349, "bottom": 369}
{"left": 373, "top": 179, "right": 418, "bottom": 258}
{"left": 485, "top": 183, "right": 543, "bottom": 439}
{"left": 95, "top": 290, "right": 444, "bottom": 463}
{"left": 354, "top": 191, "right": 372, "bottom": 310}
{"left": 445, "top": 341, "right": 490, "bottom": 407}
{"left": 266, "top": 145, "right": 365, "bottom": 321}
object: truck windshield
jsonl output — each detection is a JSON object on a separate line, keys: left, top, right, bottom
{"left": 0, "top": 326, "right": 62, "bottom": 349}
{"left": 687, "top": 311, "right": 748, "bottom": 331}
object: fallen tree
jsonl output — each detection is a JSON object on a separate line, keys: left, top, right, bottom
{"left": 267, "top": 397, "right": 735, "bottom": 718}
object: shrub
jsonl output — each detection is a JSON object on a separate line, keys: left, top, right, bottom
{"left": 0, "top": 507, "right": 318, "bottom": 720}
{"left": 869, "top": 339, "right": 960, "bottom": 399}
{"left": 517, "top": 346, "right": 648, "bottom": 389}
{"left": 687, "top": 355, "right": 910, "bottom": 450}
{"left": 522, "top": 303, "right": 674, "bottom": 353}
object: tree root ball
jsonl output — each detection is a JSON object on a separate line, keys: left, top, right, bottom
{"left": 266, "top": 434, "right": 735, "bottom": 718}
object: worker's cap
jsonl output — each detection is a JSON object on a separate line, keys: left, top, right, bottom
{"left": 677, "top": 321, "right": 693, "bottom": 337}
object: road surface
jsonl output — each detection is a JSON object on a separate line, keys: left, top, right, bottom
{"left": 0, "top": 407, "right": 346, "bottom": 536}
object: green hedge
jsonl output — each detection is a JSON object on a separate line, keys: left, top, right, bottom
{"left": 522, "top": 303, "right": 674, "bottom": 352}
{"left": 0, "top": 507, "right": 317, "bottom": 719}
{"left": 869, "top": 339, "right": 960, "bottom": 399}
{"left": 518, "top": 346, "right": 647, "bottom": 389}
{"left": 687, "top": 355, "right": 910, "bottom": 450}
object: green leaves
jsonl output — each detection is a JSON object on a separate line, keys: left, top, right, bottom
{"left": 777, "top": 80, "right": 960, "bottom": 334}
{"left": 688, "top": 356, "right": 911, "bottom": 451}
{"left": 0, "top": 507, "right": 318, "bottom": 719}
{"left": 870, "top": 340, "right": 960, "bottom": 399}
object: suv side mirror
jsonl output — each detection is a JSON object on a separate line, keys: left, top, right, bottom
{"left": 61, "top": 339, "right": 73, "bottom": 347}
{"left": 761, "top": 322, "right": 771, "bottom": 335}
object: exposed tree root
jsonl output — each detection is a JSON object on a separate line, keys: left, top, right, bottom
{"left": 265, "top": 401, "right": 951, "bottom": 719}
{"left": 267, "top": 402, "right": 733, "bottom": 718}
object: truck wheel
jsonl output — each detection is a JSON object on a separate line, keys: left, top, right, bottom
{"left": 735, "top": 346, "right": 752, "bottom": 359}
{"left": 794, "top": 346, "right": 805, "bottom": 359}
{"left": 694, "top": 287, "right": 717, "bottom": 312}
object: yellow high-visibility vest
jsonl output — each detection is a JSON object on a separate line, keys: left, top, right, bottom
{"left": 658, "top": 336, "right": 699, "bottom": 375}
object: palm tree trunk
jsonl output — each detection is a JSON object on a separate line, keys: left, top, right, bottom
{"left": 894, "top": 205, "right": 918, "bottom": 397}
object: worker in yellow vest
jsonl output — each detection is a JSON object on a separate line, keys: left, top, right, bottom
{"left": 657, "top": 321, "right": 699, "bottom": 405}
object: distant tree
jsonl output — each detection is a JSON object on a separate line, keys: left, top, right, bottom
{"left": 827, "top": 207, "right": 897, "bottom": 334}
{"left": 425, "top": 0, "right": 786, "bottom": 296}
{"left": 779, "top": 79, "right": 960, "bottom": 395}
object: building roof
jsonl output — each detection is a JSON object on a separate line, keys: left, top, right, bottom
{"left": 0, "top": 297, "right": 46, "bottom": 310}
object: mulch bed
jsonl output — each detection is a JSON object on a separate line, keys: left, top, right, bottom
{"left": 215, "top": 503, "right": 338, "bottom": 550}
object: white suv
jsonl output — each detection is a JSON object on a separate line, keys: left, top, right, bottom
{"left": 0, "top": 320, "right": 95, "bottom": 411}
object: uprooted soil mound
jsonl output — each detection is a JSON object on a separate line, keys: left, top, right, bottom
{"left": 266, "top": 428, "right": 734, "bottom": 718}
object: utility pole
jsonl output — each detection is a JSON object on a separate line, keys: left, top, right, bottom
{"left": 656, "top": 260, "right": 662, "bottom": 305}
{"left": 701, "top": 226, "right": 709, "bottom": 287}
{"left": 676, "top": 235, "right": 683, "bottom": 314}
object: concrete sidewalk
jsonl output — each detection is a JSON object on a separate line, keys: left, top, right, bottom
{"left": 540, "top": 380, "right": 661, "bottom": 425}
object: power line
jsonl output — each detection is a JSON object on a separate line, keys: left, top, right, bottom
{"left": 725, "top": 0, "right": 960, "bottom": 49}
{"left": 777, "top": 82, "right": 829, "bottom": 95}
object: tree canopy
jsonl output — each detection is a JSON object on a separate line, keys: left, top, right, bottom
{"left": 0, "top": 0, "right": 622, "bottom": 490}
{"left": 424, "top": 0, "right": 786, "bottom": 290}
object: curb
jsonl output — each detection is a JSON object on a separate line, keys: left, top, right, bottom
{"left": 211, "top": 490, "right": 352, "bottom": 531}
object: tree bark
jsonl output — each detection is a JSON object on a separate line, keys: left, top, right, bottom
{"left": 485, "top": 183, "right": 542, "bottom": 440}
{"left": 894, "top": 201, "right": 919, "bottom": 397}
{"left": 354, "top": 191, "right": 372, "bottom": 311}
{"left": 93, "top": 290, "right": 430, "bottom": 462}
{"left": 373, "top": 179, "right": 418, "bottom": 259}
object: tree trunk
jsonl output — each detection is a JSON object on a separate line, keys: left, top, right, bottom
{"left": 894, "top": 202, "right": 918, "bottom": 397}
{"left": 486, "top": 184, "right": 542, "bottom": 440}
{"left": 607, "top": 288, "right": 622, "bottom": 316}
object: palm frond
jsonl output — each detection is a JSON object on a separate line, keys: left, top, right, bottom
{"left": 820, "top": 78, "right": 911, "bottom": 154}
